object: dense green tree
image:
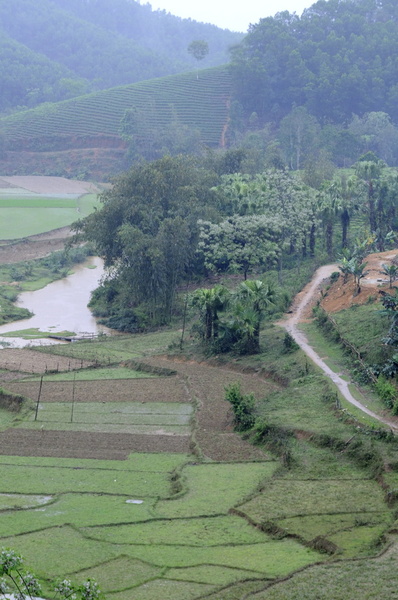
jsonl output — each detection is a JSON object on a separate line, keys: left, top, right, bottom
{"left": 198, "top": 215, "right": 281, "bottom": 280}
{"left": 73, "top": 155, "right": 220, "bottom": 326}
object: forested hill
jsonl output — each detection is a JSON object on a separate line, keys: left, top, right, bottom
{"left": 0, "top": 0, "right": 242, "bottom": 113}
{"left": 230, "top": 0, "right": 398, "bottom": 125}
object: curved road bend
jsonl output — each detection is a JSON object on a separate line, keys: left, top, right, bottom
{"left": 279, "top": 264, "right": 398, "bottom": 431}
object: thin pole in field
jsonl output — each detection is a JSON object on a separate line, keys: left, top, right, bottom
{"left": 34, "top": 376, "right": 43, "bottom": 422}
{"left": 71, "top": 373, "right": 76, "bottom": 423}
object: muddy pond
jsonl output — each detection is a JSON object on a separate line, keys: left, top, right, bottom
{"left": 0, "top": 257, "right": 111, "bottom": 348}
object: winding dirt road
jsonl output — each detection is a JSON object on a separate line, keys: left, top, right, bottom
{"left": 280, "top": 264, "right": 398, "bottom": 431}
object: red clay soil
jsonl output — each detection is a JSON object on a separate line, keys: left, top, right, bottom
{"left": 320, "top": 249, "right": 398, "bottom": 313}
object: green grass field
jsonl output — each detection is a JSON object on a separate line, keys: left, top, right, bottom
{"left": 0, "top": 192, "right": 99, "bottom": 239}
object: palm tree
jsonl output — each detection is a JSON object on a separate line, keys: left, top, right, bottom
{"left": 236, "top": 280, "right": 276, "bottom": 352}
{"left": 349, "top": 260, "right": 368, "bottom": 296}
{"left": 191, "top": 285, "right": 229, "bottom": 341}
{"left": 380, "top": 264, "right": 398, "bottom": 289}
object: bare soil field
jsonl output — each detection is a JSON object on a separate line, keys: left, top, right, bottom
{"left": 0, "top": 429, "right": 191, "bottom": 459}
{"left": 5, "top": 377, "right": 189, "bottom": 404}
{"left": 0, "top": 228, "right": 73, "bottom": 263}
{"left": 0, "top": 176, "right": 101, "bottom": 195}
{"left": 0, "top": 349, "right": 93, "bottom": 373}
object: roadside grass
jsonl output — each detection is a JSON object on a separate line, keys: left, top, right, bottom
{"left": 300, "top": 320, "right": 389, "bottom": 419}
{"left": 155, "top": 462, "right": 278, "bottom": 518}
{"left": 332, "top": 303, "right": 391, "bottom": 366}
{"left": 247, "top": 538, "right": 398, "bottom": 599}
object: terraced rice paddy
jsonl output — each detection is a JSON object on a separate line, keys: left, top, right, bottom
{"left": 0, "top": 338, "right": 397, "bottom": 599}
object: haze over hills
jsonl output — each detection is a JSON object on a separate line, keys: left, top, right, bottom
{"left": 3, "top": 0, "right": 398, "bottom": 179}
{"left": 0, "top": 0, "right": 242, "bottom": 112}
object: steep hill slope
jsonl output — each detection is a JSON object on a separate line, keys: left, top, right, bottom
{"left": 0, "top": 66, "right": 232, "bottom": 178}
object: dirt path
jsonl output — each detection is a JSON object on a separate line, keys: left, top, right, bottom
{"left": 279, "top": 264, "right": 398, "bottom": 431}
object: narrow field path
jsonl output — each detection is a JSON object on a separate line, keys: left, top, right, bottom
{"left": 279, "top": 264, "right": 398, "bottom": 431}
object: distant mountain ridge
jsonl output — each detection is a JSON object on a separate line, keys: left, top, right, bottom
{"left": 0, "top": 0, "right": 242, "bottom": 112}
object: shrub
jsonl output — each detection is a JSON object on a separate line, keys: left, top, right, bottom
{"left": 225, "top": 382, "right": 256, "bottom": 431}
{"left": 375, "top": 375, "right": 398, "bottom": 409}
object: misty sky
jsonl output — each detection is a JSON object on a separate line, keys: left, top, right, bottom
{"left": 148, "top": 0, "right": 315, "bottom": 32}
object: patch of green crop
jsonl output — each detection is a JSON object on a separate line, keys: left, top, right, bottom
{"left": 18, "top": 420, "right": 191, "bottom": 435}
{"left": 166, "top": 565, "right": 265, "bottom": 585}
{"left": 204, "top": 580, "right": 270, "bottom": 600}
{"left": 0, "top": 462, "right": 170, "bottom": 496}
{"left": 249, "top": 537, "right": 398, "bottom": 599}
{"left": 282, "top": 438, "right": 369, "bottom": 480}
{"left": 26, "top": 402, "right": 192, "bottom": 428}
{"left": 329, "top": 524, "right": 388, "bottom": 557}
{"left": 26, "top": 367, "right": 157, "bottom": 381}
{"left": 0, "top": 207, "right": 80, "bottom": 239}
{"left": 156, "top": 462, "right": 278, "bottom": 518}
{"left": 0, "top": 494, "right": 157, "bottom": 537}
{"left": 74, "top": 556, "right": 163, "bottom": 593}
{"left": 277, "top": 512, "right": 392, "bottom": 542}
{"left": 83, "top": 515, "right": 268, "bottom": 546}
{"left": 0, "top": 452, "right": 189, "bottom": 472}
{"left": 124, "top": 541, "right": 321, "bottom": 575}
{"left": 0, "top": 526, "right": 122, "bottom": 578}
{"left": 0, "top": 196, "right": 77, "bottom": 208}
{"left": 34, "top": 330, "right": 179, "bottom": 362}
{"left": 107, "top": 579, "right": 215, "bottom": 600}
{"left": 238, "top": 479, "right": 388, "bottom": 523}
{"left": 78, "top": 194, "right": 101, "bottom": 216}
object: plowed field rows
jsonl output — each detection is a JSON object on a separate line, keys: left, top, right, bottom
{"left": 5, "top": 377, "right": 188, "bottom": 404}
{"left": 0, "top": 429, "right": 191, "bottom": 459}
{"left": 0, "top": 348, "right": 92, "bottom": 373}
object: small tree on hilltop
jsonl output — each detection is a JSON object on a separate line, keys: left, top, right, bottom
{"left": 188, "top": 40, "right": 209, "bottom": 78}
